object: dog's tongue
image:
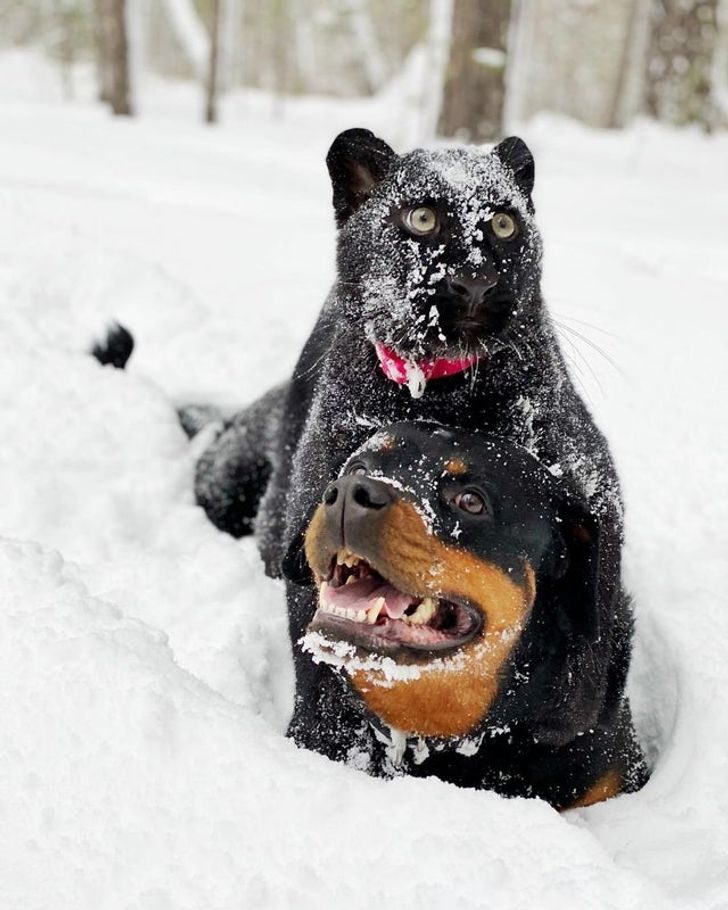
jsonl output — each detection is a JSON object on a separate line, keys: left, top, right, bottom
{"left": 324, "top": 577, "right": 415, "bottom": 619}
{"left": 374, "top": 343, "right": 480, "bottom": 399}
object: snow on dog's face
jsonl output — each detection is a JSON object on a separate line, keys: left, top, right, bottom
{"left": 327, "top": 130, "right": 542, "bottom": 395}
{"left": 292, "top": 424, "right": 597, "bottom": 740}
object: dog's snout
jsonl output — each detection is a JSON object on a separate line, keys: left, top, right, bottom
{"left": 350, "top": 477, "right": 392, "bottom": 511}
{"left": 323, "top": 475, "right": 393, "bottom": 512}
{"left": 323, "top": 482, "right": 339, "bottom": 506}
{"left": 444, "top": 273, "right": 498, "bottom": 310}
{"left": 321, "top": 475, "right": 394, "bottom": 552}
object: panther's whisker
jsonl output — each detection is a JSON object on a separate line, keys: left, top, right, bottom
{"left": 471, "top": 347, "right": 482, "bottom": 393}
{"left": 551, "top": 325, "right": 601, "bottom": 400}
{"left": 552, "top": 319, "right": 624, "bottom": 377}
{"left": 551, "top": 308, "right": 618, "bottom": 339}
{"left": 507, "top": 337, "right": 523, "bottom": 362}
{"left": 294, "top": 333, "right": 342, "bottom": 381}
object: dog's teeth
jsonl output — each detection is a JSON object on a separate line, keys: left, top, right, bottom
{"left": 407, "top": 597, "right": 437, "bottom": 625}
{"left": 366, "top": 597, "right": 385, "bottom": 624}
{"left": 336, "top": 552, "right": 345, "bottom": 566}
{"left": 345, "top": 575, "right": 357, "bottom": 585}
{"left": 355, "top": 610, "right": 367, "bottom": 623}
{"left": 319, "top": 581, "right": 329, "bottom": 604}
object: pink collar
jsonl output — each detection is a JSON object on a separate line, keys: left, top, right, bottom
{"left": 375, "top": 342, "right": 480, "bottom": 387}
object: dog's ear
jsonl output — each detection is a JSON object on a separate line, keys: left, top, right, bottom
{"left": 553, "top": 499, "right": 601, "bottom": 640}
{"left": 326, "top": 128, "right": 397, "bottom": 228}
{"left": 281, "top": 506, "right": 318, "bottom": 587}
{"left": 528, "top": 496, "right": 609, "bottom": 746}
{"left": 492, "top": 136, "right": 535, "bottom": 204}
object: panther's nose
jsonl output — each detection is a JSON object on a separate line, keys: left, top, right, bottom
{"left": 443, "top": 273, "right": 498, "bottom": 311}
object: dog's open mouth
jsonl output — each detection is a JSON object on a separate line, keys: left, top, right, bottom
{"left": 309, "top": 549, "right": 483, "bottom": 656}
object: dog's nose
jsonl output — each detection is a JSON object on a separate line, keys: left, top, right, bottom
{"left": 322, "top": 475, "right": 394, "bottom": 548}
{"left": 443, "top": 273, "right": 498, "bottom": 311}
{"left": 323, "top": 475, "right": 394, "bottom": 513}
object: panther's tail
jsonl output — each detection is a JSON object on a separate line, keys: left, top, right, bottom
{"left": 91, "top": 322, "right": 134, "bottom": 369}
{"left": 89, "top": 322, "right": 223, "bottom": 440}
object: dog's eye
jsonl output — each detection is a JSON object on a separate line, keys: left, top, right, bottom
{"left": 404, "top": 206, "right": 438, "bottom": 236}
{"left": 491, "top": 212, "right": 517, "bottom": 240}
{"left": 347, "top": 462, "right": 367, "bottom": 476}
{"left": 454, "top": 489, "right": 490, "bottom": 516}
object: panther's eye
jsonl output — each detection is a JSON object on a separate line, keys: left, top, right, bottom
{"left": 404, "top": 206, "right": 438, "bottom": 236}
{"left": 453, "top": 489, "right": 491, "bottom": 516}
{"left": 347, "top": 462, "right": 367, "bottom": 476}
{"left": 491, "top": 212, "right": 517, "bottom": 240}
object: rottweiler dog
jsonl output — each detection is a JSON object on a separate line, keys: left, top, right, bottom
{"left": 289, "top": 422, "right": 646, "bottom": 809}
{"left": 188, "top": 129, "right": 627, "bottom": 757}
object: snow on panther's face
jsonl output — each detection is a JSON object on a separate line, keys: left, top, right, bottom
{"left": 328, "top": 131, "right": 543, "bottom": 375}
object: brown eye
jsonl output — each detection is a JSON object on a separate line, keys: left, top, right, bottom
{"left": 491, "top": 212, "right": 517, "bottom": 240}
{"left": 454, "top": 489, "right": 489, "bottom": 515}
{"left": 404, "top": 206, "right": 438, "bottom": 236}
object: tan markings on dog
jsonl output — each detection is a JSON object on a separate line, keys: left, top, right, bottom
{"left": 376, "top": 434, "right": 397, "bottom": 453}
{"left": 350, "top": 501, "right": 536, "bottom": 738}
{"left": 304, "top": 505, "right": 329, "bottom": 583}
{"left": 568, "top": 769, "right": 622, "bottom": 809}
{"left": 444, "top": 457, "right": 468, "bottom": 475}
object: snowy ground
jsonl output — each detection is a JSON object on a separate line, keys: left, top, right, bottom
{"left": 1, "top": 51, "right": 728, "bottom": 909}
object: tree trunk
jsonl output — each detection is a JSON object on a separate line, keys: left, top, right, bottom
{"left": 94, "top": 0, "right": 113, "bottom": 103}
{"left": 711, "top": 0, "right": 728, "bottom": 127}
{"left": 643, "top": 0, "right": 719, "bottom": 126}
{"left": 437, "top": 0, "right": 512, "bottom": 142}
{"left": 608, "top": 0, "right": 653, "bottom": 128}
{"left": 95, "top": 0, "right": 133, "bottom": 115}
{"left": 345, "top": 0, "right": 387, "bottom": 93}
{"left": 205, "top": 0, "right": 222, "bottom": 124}
{"left": 160, "top": 0, "right": 209, "bottom": 81}
{"left": 418, "top": 0, "right": 453, "bottom": 141}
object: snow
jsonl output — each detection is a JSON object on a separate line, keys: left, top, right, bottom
{"left": 1, "top": 53, "right": 728, "bottom": 908}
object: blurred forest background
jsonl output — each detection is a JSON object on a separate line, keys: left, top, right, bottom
{"left": 1, "top": 0, "right": 726, "bottom": 138}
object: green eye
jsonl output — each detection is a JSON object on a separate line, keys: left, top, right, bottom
{"left": 491, "top": 212, "right": 517, "bottom": 240}
{"left": 404, "top": 206, "right": 438, "bottom": 236}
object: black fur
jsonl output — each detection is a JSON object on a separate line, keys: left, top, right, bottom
{"left": 289, "top": 423, "right": 646, "bottom": 806}
{"left": 91, "top": 322, "right": 134, "bottom": 369}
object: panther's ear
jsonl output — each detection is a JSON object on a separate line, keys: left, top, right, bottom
{"left": 493, "top": 136, "right": 535, "bottom": 203}
{"left": 281, "top": 505, "right": 318, "bottom": 587}
{"left": 326, "top": 128, "right": 397, "bottom": 228}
